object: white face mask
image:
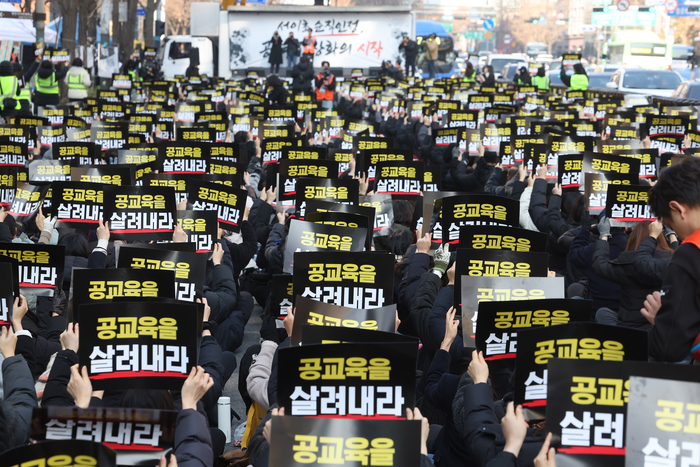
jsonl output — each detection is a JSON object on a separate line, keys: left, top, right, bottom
{"left": 484, "top": 72, "right": 490, "bottom": 78}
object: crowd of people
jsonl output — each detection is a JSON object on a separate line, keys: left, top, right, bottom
{"left": 0, "top": 42, "right": 698, "bottom": 467}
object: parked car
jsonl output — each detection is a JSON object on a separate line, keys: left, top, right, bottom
{"left": 672, "top": 81, "right": 700, "bottom": 99}
{"left": 605, "top": 68, "right": 683, "bottom": 97}
{"left": 587, "top": 72, "right": 614, "bottom": 88}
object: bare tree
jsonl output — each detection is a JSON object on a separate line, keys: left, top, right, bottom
{"left": 672, "top": 17, "right": 700, "bottom": 46}
{"left": 498, "top": 0, "right": 568, "bottom": 53}
{"left": 165, "top": 0, "right": 190, "bottom": 35}
{"left": 142, "top": 0, "right": 158, "bottom": 47}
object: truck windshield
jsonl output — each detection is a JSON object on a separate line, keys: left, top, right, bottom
{"left": 169, "top": 42, "right": 191, "bottom": 60}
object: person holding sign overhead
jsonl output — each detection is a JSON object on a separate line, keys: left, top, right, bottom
{"left": 560, "top": 62, "right": 588, "bottom": 91}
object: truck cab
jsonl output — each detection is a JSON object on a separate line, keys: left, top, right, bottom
{"left": 160, "top": 36, "right": 215, "bottom": 79}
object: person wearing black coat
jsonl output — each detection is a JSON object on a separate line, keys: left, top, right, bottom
{"left": 399, "top": 36, "right": 418, "bottom": 76}
{"left": 484, "top": 164, "right": 527, "bottom": 200}
{"left": 268, "top": 32, "right": 283, "bottom": 74}
{"left": 266, "top": 75, "right": 289, "bottom": 106}
{"left": 24, "top": 59, "right": 68, "bottom": 114}
{"left": 592, "top": 220, "right": 675, "bottom": 330}
{"left": 450, "top": 152, "right": 497, "bottom": 193}
{"left": 283, "top": 33, "right": 300, "bottom": 69}
{"left": 290, "top": 56, "right": 314, "bottom": 94}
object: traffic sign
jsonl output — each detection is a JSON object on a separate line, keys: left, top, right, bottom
{"left": 484, "top": 31, "right": 494, "bottom": 40}
{"left": 617, "top": 0, "right": 630, "bottom": 11}
{"left": 483, "top": 19, "right": 494, "bottom": 31}
{"left": 665, "top": 0, "right": 679, "bottom": 11}
{"left": 137, "top": 7, "right": 145, "bottom": 16}
{"left": 504, "top": 34, "right": 512, "bottom": 44}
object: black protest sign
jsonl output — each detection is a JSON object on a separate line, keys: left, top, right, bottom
{"left": 0, "top": 262, "right": 13, "bottom": 325}
{"left": 646, "top": 115, "right": 688, "bottom": 138}
{"left": 562, "top": 53, "right": 582, "bottom": 66}
{"left": 447, "top": 110, "right": 480, "bottom": 129}
{"left": 195, "top": 111, "right": 228, "bottom": 142}
{"left": 433, "top": 127, "right": 459, "bottom": 147}
{"left": 0, "top": 125, "right": 34, "bottom": 150}
{"left": 271, "top": 274, "right": 294, "bottom": 320}
{"left": 69, "top": 268, "right": 176, "bottom": 323}
{"left": 546, "top": 135, "right": 591, "bottom": 181}
{"left": 158, "top": 141, "right": 210, "bottom": 174}
{"left": 188, "top": 178, "right": 247, "bottom": 232}
{"left": 176, "top": 210, "right": 218, "bottom": 253}
{"left": 52, "top": 181, "right": 104, "bottom": 229}
{"left": 545, "top": 359, "right": 700, "bottom": 467}
{"left": 117, "top": 246, "right": 206, "bottom": 302}
{"left": 54, "top": 141, "right": 100, "bottom": 165}
{"left": 514, "top": 323, "right": 648, "bottom": 420}
{"left": 38, "top": 125, "right": 66, "bottom": 147}
{"left": 31, "top": 407, "right": 176, "bottom": 464}
{"left": 650, "top": 134, "right": 683, "bottom": 154}
{"left": 8, "top": 182, "right": 49, "bottom": 223}
{"left": 606, "top": 124, "right": 639, "bottom": 141}
{"left": 0, "top": 440, "right": 116, "bottom": 467}
{"left": 176, "top": 126, "right": 216, "bottom": 143}
{"left": 118, "top": 149, "right": 158, "bottom": 165}
{"left": 0, "top": 167, "right": 15, "bottom": 206}
{"left": 211, "top": 142, "right": 247, "bottom": 164}
{"left": 66, "top": 126, "right": 92, "bottom": 143}
{"left": 423, "top": 165, "right": 442, "bottom": 192}
{"left": 374, "top": 160, "right": 424, "bottom": 196}
{"left": 612, "top": 148, "right": 657, "bottom": 180}
{"left": 291, "top": 295, "right": 397, "bottom": 346}
{"left": 467, "top": 93, "right": 493, "bottom": 111}
{"left": 359, "top": 194, "right": 393, "bottom": 238}
{"left": 605, "top": 185, "right": 654, "bottom": 227}
{"left": 278, "top": 341, "right": 416, "bottom": 417}
{"left": 584, "top": 172, "right": 638, "bottom": 215}
{"left": 98, "top": 102, "right": 128, "bottom": 120}
{"left": 279, "top": 159, "right": 338, "bottom": 201}
{"left": 0, "top": 140, "right": 28, "bottom": 167}
{"left": 269, "top": 416, "right": 422, "bottom": 467}
{"left": 296, "top": 178, "right": 359, "bottom": 219}
{"left": 328, "top": 149, "right": 354, "bottom": 175}
{"left": 91, "top": 121, "right": 129, "bottom": 151}
{"left": 28, "top": 160, "right": 70, "bottom": 181}
{"left": 281, "top": 146, "right": 327, "bottom": 162}
{"left": 0, "top": 243, "right": 64, "bottom": 296}
{"left": 102, "top": 185, "right": 176, "bottom": 241}
{"left": 461, "top": 277, "right": 564, "bottom": 348}
{"left": 284, "top": 220, "right": 366, "bottom": 274}
{"left": 208, "top": 159, "right": 244, "bottom": 187}
{"left": 558, "top": 153, "right": 584, "bottom": 192}
{"left": 598, "top": 139, "right": 640, "bottom": 155}
{"left": 0, "top": 253, "right": 19, "bottom": 300}
{"left": 438, "top": 194, "right": 519, "bottom": 245}
{"left": 459, "top": 225, "right": 547, "bottom": 253}
{"left": 306, "top": 200, "right": 373, "bottom": 249}
{"left": 71, "top": 165, "right": 132, "bottom": 186}
{"left": 142, "top": 173, "right": 189, "bottom": 204}
{"left": 476, "top": 299, "right": 592, "bottom": 369}
{"left": 360, "top": 149, "right": 411, "bottom": 181}
{"left": 78, "top": 301, "right": 202, "bottom": 390}
{"left": 581, "top": 152, "right": 641, "bottom": 186}
{"left": 262, "top": 137, "right": 296, "bottom": 164}
{"left": 523, "top": 143, "right": 548, "bottom": 172}
{"left": 293, "top": 251, "right": 394, "bottom": 309}
{"left": 302, "top": 324, "right": 418, "bottom": 346}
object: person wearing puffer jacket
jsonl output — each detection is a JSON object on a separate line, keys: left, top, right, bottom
{"left": 246, "top": 340, "right": 278, "bottom": 411}
{"left": 450, "top": 151, "right": 498, "bottom": 193}
{"left": 65, "top": 58, "right": 91, "bottom": 100}
{"left": 24, "top": 59, "right": 68, "bottom": 113}
{"left": 484, "top": 163, "right": 527, "bottom": 200}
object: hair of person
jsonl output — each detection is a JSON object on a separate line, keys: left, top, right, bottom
{"left": 388, "top": 228, "right": 413, "bottom": 257}
{"left": 484, "top": 151, "right": 500, "bottom": 165}
{"left": 40, "top": 60, "right": 53, "bottom": 70}
{"left": 648, "top": 157, "right": 700, "bottom": 221}
{"left": 624, "top": 220, "right": 673, "bottom": 253}
{"left": 58, "top": 232, "right": 89, "bottom": 258}
{"left": 321, "top": 61, "right": 329, "bottom": 67}
{"left": 484, "top": 65, "right": 494, "bottom": 74}
{"left": 573, "top": 63, "right": 587, "bottom": 76}
{"left": 233, "top": 131, "right": 248, "bottom": 143}
{"left": 119, "top": 389, "right": 176, "bottom": 410}
{"left": 392, "top": 200, "right": 414, "bottom": 226}
{"left": 537, "top": 66, "right": 545, "bottom": 77}
{"left": 72, "top": 58, "right": 83, "bottom": 67}
{"left": 3, "top": 214, "right": 17, "bottom": 238}
{"left": 506, "top": 167, "right": 518, "bottom": 181}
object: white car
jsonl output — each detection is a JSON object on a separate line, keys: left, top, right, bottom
{"left": 605, "top": 67, "right": 683, "bottom": 98}
{"left": 487, "top": 54, "right": 529, "bottom": 75}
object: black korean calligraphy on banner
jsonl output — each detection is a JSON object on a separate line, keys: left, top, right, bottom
{"left": 31, "top": 407, "right": 176, "bottom": 465}
{"left": 51, "top": 182, "right": 104, "bottom": 229}
{"left": 69, "top": 268, "right": 176, "bottom": 323}
{"left": 277, "top": 341, "right": 417, "bottom": 417}
{"left": 28, "top": 160, "right": 70, "bottom": 182}
{"left": 584, "top": 172, "right": 638, "bottom": 215}
{"left": 0, "top": 262, "right": 14, "bottom": 325}
{"left": 72, "top": 165, "right": 133, "bottom": 186}
{"left": 514, "top": 322, "right": 648, "bottom": 420}
{"left": 78, "top": 301, "right": 202, "bottom": 390}
{"left": 278, "top": 159, "right": 338, "bottom": 201}
{"left": 269, "top": 416, "right": 421, "bottom": 467}
{"left": 545, "top": 359, "right": 700, "bottom": 467}
{"left": 8, "top": 182, "right": 49, "bottom": 224}
{"left": 437, "top": 194, "right": 519, "bottom": 245}
{"left": 142, "top": 173, "right": 189, "bottom": 204}
{"left": 102, "top": 185, "right": 176, "bottom": 241}
{"left": 91, "top": 121, "right": 129, "bottom": 151}
{"left": 296, "top": 178, "right": 359, "bottom": 219}
{"left": 0, "top": 140, "right": 28, "bottom": 167}
{"left": 0, "top": 440, "right": 116, "bottom": 467}
{"left": 459, "top": 225, "right": 547, "bottom": 253}
{"left": 461, "top": 277, "right": 564, "bottom": 348}
{"left": 293, "top": 251, "right": 394, "bottom": 309}
{"left": 558, "top": 153, "right": 584, "bottom": 192}
{"left": 284, "top": 220, "right": 366, "bottom": 274}
{"left": 291, "top": 295, "right": 397, "bottom": 346}
{"left": 605, "top": 185, "right": 654, "bottom": 227}
{"left": 116, "top": 246, "right": 206, "bottom": 302}
{"left": 188, "top": 178, "right": 247, "bottom": 233}
{"left": 301, "top": 325, "right": 418, "bottom": 346}
{"left": 0, "top": 243, "right": 64, "bottom": 296}
{"left": 176, "top": 210, "right": 218, "bottom": 253}
{"left": 271, "top": 274, "right": 294, "bottom": 321}
{"left": 374, "top": 160, "right": 424, "bottom": 196}
{"left": 476, "top": 299, "right": 592, "bottom": 369}
{"left": 158, "top": 141, "right": 210, "bottom": 174}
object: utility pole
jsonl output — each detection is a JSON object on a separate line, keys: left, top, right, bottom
{"left": 35, "top": 0, "right": 46, "bottom": 51}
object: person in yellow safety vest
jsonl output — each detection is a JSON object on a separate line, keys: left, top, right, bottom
{"left": 66, "top": 58, "right": 91, "bottom": 101}
{"left": 11, "top": 62, "right": 32, "bottom": 114}
{"left": 0, "top": 61, "right": 20, "bottom": 118}
{"left": 302, "top": 28, "right": 317, "bottom": 66}
{"left": 532, "top": 66, "right": 550, "bottom": 91}
{"left": 25, "top": 57, "right": 68, "bottom": 114}
{"left": 462, "top": 62, "right": 476, "bottom": 83}
{"left": 561, "top": 62, "right": 589, "bottom": 91}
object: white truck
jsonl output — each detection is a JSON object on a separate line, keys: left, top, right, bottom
{"left": 160, "top": 3, "right": 415, "bottom": 78}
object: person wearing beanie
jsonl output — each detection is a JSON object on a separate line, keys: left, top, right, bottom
{"left": 10, "top": 62, "right": 31, "bottom": 114}
{"left": 0, "top": 60, "right": 20, "bottom": 118}
{"left": 25, "top": 57, "right": 68, "bottom": 113}
{"left": 65, "top": 57, "right": 91, "bottom": 101}
{"left": 532, "top": 66, "right": 549, "bottom": 91}
{"left": 560, "top": 61, "right": 588, "bottom": 91}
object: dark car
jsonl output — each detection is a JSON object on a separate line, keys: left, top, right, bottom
{"left": 588, "top": 72, "right": 614, "bottom": 88}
